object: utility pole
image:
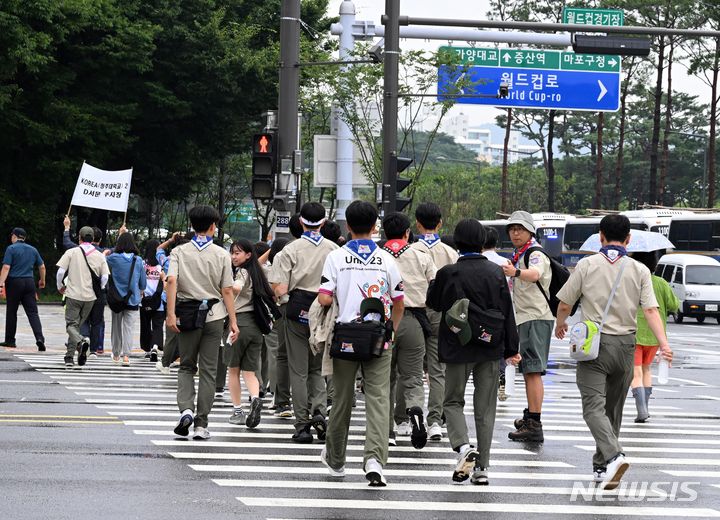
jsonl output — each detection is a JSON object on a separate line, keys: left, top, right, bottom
{"left": 380, "top": 0, "right": 400, "bottom": 217}
{"left": 278, "top": 0, "right": 301, "bottom": 217}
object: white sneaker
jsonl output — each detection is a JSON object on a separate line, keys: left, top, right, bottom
{"left": 601, "top": 454, "right": 629, "bottom": 490}
{"left": 452, "top": 446, "right": 479, "bottom": 482}
{"left": 193, "top": 426, "right": 211, "bottom": 440}
{"left": 396, "top": 420, "right": 411, "bottom": 436}
{"left": 428, "top": 422, "right": 443, "bottom": 441}
{"left": 155, "top": 361, "right": 170, "bottom": 375}
{"left": 364, "top": 458, "right": 387, "bottom": 487}
{"left": 470, "top": 467, "right": 489, "bottom": 486}
{"left": 320, "top": 447, "right": 345, "bottom": 478}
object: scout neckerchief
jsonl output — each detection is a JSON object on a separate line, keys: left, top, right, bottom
{"left": 79, "top": 242, "right": 95, "bottom": 256}
{"left": 382, "top": 238, "right": 409, "bottom": 258}
{"left": 417, "top": 233, "right": 441, "bottom": 248}
{"left": 599, "top": 244, "right": 628, "bottom": 264}
{"left": 345, "top": 239, "right": 377, "bottom": 264}
{"left": 301, "top": 230, "right": 324, "bottom": 246}
{"left": 511, "top": 237, "right": 537, "bottom": 267}
{"left": 458, "top": 252, "right": 482, "bottom": 258}
{"left": 191, "top": 234, "right": 213, "bottom": 252}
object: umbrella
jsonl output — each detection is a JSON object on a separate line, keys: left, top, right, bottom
{"left": 579, "top": 230, "right": 675, "bottom": 253}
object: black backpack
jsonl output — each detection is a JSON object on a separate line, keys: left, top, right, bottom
{"left": 141, "top": 279, "right": 164, "bottom": 312}
{"left": 523, "top": 246, "right": 577, "bottom": 317}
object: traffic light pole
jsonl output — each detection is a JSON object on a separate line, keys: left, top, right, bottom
{"left": 380, "top": 0, "right": 400, "bottom": 218}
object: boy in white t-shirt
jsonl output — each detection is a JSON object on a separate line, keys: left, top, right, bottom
{"left": 317, "top": 201, "right": 404, "bottom": 486}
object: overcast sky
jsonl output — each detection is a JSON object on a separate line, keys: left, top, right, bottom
{"left": 326, "top": 0, "right": 708, "bottom": 129}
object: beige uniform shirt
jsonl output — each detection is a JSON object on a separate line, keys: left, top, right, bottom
{"left": 383, "top": 243, "right": 436, "bottom": 308}
{"left": 557, "top": 254, "right": 658, "bottom": 336}
{"left": 512, "top": 249, "right": 553, "bottom": 325}
{"left": 268, "top": 233, "right": 338, "bottom": 292}
{"left": 233, "top": 268, "right": 253, "bottom": 313}
{"left": 411, "top": 234, "right": 458, "bottom": 269}
{"left": 57, "top": 245, "right": 110, "bottom": 302}
{"left": 265, "top": 258, "right": 288, "bottom": 305}
{"left": 167, "top": 241, "right": 233, "bottom": 323}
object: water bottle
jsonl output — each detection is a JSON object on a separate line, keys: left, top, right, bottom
{"left": 199, "top": 299, "right": 208, "bottom": 311}
{"left": 504, "top": 363, "right": 516, "bottom": 396}
{"left": 657, "top": 357, "right": 669, "bottom": 385}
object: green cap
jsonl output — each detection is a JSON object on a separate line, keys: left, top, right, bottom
{"left": 360, "top": 297, "right": 385, "bottom": 322}
{"left": 445, "top": 298, "right": 472, "bottom": 345}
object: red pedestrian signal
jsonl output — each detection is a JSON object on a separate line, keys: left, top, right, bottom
{"left": 254, "top": 133, "right": 273, "bottom": 155}
{"left": 252, "top": 132, "right": 278, "bottom": 200}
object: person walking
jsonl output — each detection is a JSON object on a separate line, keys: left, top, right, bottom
{"left": 56, "top": 226, "right": 110, "bottom": 367}
{"left": 501, "top": 211, "right": 553, "bottom": 443}
{"left": 165, "top": 206, "right": 238, "bottom": 440}
{"left": 555, "top": 214, "right": 673, "bottom": 490}
{"left": 0, "top": 228, "right": 46, "bottom": 350}
{"left": 318, "top": 200, "right": 404, "bottom": 486}
{"left": 411, "top": 202, "right": 458, "bottom": 441}
{"left": 106, "top": 233, "right": 147, "bottom": 366}
{"left": 140, "top": 239, "right": 165, "bottom": 363}
{"left": 630, "top": 252, "right": 679, "bottom": 423}
{"left": 427, "top": 219, "right": 520, "bottom": 486}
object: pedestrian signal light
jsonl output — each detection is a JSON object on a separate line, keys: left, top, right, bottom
{"left": 252, "top": 133, "right": 277, "bottom": 200}
{"left": 396, "top": 156, "right": 413, "bottom": 212}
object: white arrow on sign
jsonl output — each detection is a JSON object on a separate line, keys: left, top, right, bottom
{"left": 597, "top": 80, "right": 608, "bottom": 102}
{"left": 503, "top": 53, "right": 511, "bottom": 62}
{"left": 609, "top": 58, "right": 618, "bottom": 67}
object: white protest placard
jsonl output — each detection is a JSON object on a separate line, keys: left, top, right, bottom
{"left": 70, "top": 162, "right": 133, "bottom": 213}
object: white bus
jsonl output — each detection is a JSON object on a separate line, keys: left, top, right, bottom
{"left": 479, "top": 213, "right": 573, "bottom": 261}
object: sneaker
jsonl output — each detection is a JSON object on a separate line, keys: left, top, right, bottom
{"left": 274, "top": 404, "right": 293, "bottom": 418}
{"left": 36, "top": 340, "right": 46, "bottom": 352}
{"left": 174, "top": 410, "right": 194, "bottom": 437}
{"left": 144, "top": 352, "right": 152, "bottom": 359}
{"left": 498, "top": 375, "right": 507, "bottom": 401}
{"left": 508, "top": 418, "right": 544, "bottom": 443}
{"left": 192, "top": 426, "right": 210, "bottom": 440}
{"left": 389, "top": 432, "right": 397, "bottom": 447}
{"left": 122, "top": 355, "right": 130, "bottom": 366}
{"left": 601, "top": 453, "right": 629, "bottom": 491}
{"left": 155, "top": 361, "right": 170, "bottom": 375}
{"left": 90, "top": 352, "right": 98, "bottom": 358}
{"left": 150, "top": 347, "right": 158, "bottom": 362}
{"left": 215, "top": 391, "right": 224, "bottom": 399}
{"left": 0, "top": 342, "right": 17, "bottom": 348}
{"left": 428, "top": 422, "right": 443, "bottom": 441}
{"left": 408, "top": 406, "right": 427, "bottom": 450}
{"left": 64, "top": 356, "right": 74, "bottom": 368}
{"left": 593, "top": 464, "right": 607, "bottom": 483}
{"left": 292, "top": 424, "right": 313, "bottom": 444}
{"left": 169, "top": 360, "right": 180, "bottom": 368}
{"left": 364, "top": 458, "right": 387, "bottom": 487}
{"left": 320, "top": 447, "right": 345, "bottom": 477}
{"left": 396, "top": 420, "right": 412, "bottom": 436}
{"left": 470, "top": 466, "right": 489, "bottom": 485}
{"left": 452, "top": 446, "right": 480, "bottom": 482}
{"left": 77, "top": 338, "right": 90, "bottom": 366}
{"left": 228, "top": 409, "right": 246, "bottom": 425}
{"left": 246, "top": 397, "right": 262, "bottom": 428}
{"left": 311, "top": 413, "right": 327, "bottom": 441}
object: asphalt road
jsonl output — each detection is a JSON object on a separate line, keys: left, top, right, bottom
{"left": 2, "top": 305, "right": 720, "bottom": 520}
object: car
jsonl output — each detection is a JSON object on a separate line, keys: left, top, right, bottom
{"left": 655, "top": 254, "right": 720, "bottom": 324}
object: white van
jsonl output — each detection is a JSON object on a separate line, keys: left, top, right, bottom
{"left": 655, "top": 254, "right": 720, "bottom": 324}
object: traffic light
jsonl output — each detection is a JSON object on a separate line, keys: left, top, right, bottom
{"left": 251, "top": 132, "right": 277, "bottom": 200}
{"left": 395, "top": 156, "right": 413, "bottom": 211}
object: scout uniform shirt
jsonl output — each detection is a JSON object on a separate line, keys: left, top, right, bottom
{"left": 511, "top": 241, "right": 553, "bottom": 325}
{"left": 382, "top": 239, "right": 436, "bottom": 308}
{"left": 56, "top": 244, "right": 110, "bottom": 302}
{"left": 269, "top": 231, "right": 338, "bottom": 292}
{"left": 411, "top": 233, "right": 458, "bottom": 269}
{"left": 233, "top": 268, "right": 253, "bottom": 314}
{"left": 557, "top": 250, "right": 658, "bottom": 336}
{"left": 167, "top": 236, "right": 233, "bottom": 323}
{"left": 319, "top": 239, "right": 404, "bottom": 323}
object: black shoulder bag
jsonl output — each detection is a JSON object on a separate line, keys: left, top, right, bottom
{"left": 80, "top": 249, "right": 103, "bottom": 300}
{"left": 107, "top": 256, "right": 138, "bottom": 313}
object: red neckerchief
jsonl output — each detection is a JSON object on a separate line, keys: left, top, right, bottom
{"left": 511, "top": 238, "right": 536, "bottom": 266}
{"left": 382, "top": 239, "right": 409, "bottom": 258}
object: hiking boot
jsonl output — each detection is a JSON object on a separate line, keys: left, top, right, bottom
{"left": 470, "top": 467, "right": 489, "bottom": 486}
{"left": 514, "top": 408, "right": 529, "bottom": 430}
{"left": 408, "top": 406, "right": 427, "bottom": 450}
{"left": 428, "top": 422, "right": 442, "bottom": 441}
{"left": 246, "top": 397, "right": 262, "bottom": 428}
{"left": 508, "top": 418, "right": 544, "bottom": 443}
{"left": 292, "top": 424, "right": 313, "bottom": 443}
{"left": 452, "top": 446, "right": 479, "bottom": 482}
{"left": 396, "top": 420, "right": 411, "bottom": 436}
{"left": 601, "top": 453, "right": 629, "bottom": 490}
{"left": 320, "top": 447, "right": 345, "bottom": 477}
{"left": 311, "top": 413, "right": 327, "bottom": 441}
{"left": 593, "top": 464, "right": 607, "bottom": 483}
{"left": 364, "top": 458, "right": 387, "bottom": 487}
{"left": 228, "top": 409, "right": 246, "bottom": 425}
{"left": 274, "top": 404, "right": 293, "bottom": 418}
{"left": 77, "top": 338, "right": 90, "bottom": 366}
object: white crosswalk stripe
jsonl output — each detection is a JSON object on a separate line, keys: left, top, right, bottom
{"left": 15, "top": 352, "right": 720, "bottom": 518}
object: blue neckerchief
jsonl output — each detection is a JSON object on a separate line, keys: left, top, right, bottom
{"left": 458, "top": 252, "right": 482, "bottom": 258}
{"left": 599, "top": 245, "right": 627, "bottom": 263}
{"left": 418, "top": 233, "right": 441, "bottom": 248}
{"left": 301, "top": 230, "right": 324, "bottom": 246}
{"left": 191, "top": 234, "right": 213, "bottom": 252}
{"left": 345, "top": 239, "right": 377, "bottom": 264}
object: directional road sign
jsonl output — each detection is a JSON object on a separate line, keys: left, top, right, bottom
{"left": 437, "top": 46, "right": 621, "bottom": 112}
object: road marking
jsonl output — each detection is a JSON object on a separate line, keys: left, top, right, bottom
{"left": 0, "top": 419, "right": 123, "bottom": 424}
{"left": 0, "top": 414, "right": 117, "bottom": 419}
{"left": 698, "top": 395, "right": 720, "bottom": 401}
{"left": 667, "top": 376, "right": 709, "bottom": 387}
{"left": 236, "top": 497, "right": 720, "bottom": 517}
{"left": 510, "top": 424, "right": 720, "bottom": 436}
{"left": 662, "top": 470, "right": 720, "bottom": 478}
{"left": 575, "top": 445, "right": 720, "bottom": 455}
{"left": 547, "top": 435, "right": 720, "bottom": 445}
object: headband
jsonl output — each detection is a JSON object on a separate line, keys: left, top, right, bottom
{"left": 300, "top": 216, "right": 325, "bottom": 227}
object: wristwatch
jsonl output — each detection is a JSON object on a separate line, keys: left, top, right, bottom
{"left": 514, "top": 269, "right": 521, "bottom": 278}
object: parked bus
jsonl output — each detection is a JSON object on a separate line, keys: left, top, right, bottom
{"left": 620, "top": 208, "right": 693, "bottom": 238}
{"left": 479, "top": 213, "right": 573, "bottom": 261}
{"left": 561, "top": 216, "right": 649, "bottom": 267}
{"left": 666, "top": 214, "right": 720, "bottom": 262}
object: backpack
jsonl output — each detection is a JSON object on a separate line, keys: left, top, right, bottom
{"left": 141, "top": 280, "right": 164, "bottom": 311}
{"left": 107, "top": 256, "right": 138, "bottom": 313}
{"left": 523, "top": 246, "right": 577, "bottom": 317}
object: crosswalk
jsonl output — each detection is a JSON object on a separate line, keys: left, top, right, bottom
{"left": 15, "top": 350, "right": 720, "bottom": 519}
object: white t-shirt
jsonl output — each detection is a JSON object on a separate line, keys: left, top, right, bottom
{"left": 319, "top": 239, "right": 404, "bottom": 323}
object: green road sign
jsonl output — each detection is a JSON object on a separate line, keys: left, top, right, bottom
{"left": 562, "top": 8, "right": 624, "bottom": 27}
{"left": 440, "top": 46, "right": 621, "bottom": 73}
{"left": 227, "top": 202, "right": 256, "bottom": 223}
